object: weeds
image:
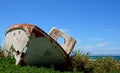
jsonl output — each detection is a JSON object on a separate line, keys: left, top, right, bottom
{"left": 71, "top": 51, "right": 93, "bottom": 73}
{"left": 0, "top": 51, "right": 120, "bottom": 73}
{"left": 0, "top": 57, "right": 82, "bottom": 73}
{"left": 93, "top": 57, "right": 119, "bottom": 73}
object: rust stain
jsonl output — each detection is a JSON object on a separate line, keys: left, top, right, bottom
{"left": 7, "top": 24, "right": 35, "bottom": 36}
{"left": 32, "top": 28, "right": 45, "bottom": 37}
{"left": 7, "top": 24, "right": 45, "bottom": 38}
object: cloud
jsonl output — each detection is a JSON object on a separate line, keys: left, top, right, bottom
{"left": 80, "top": 45, "right": 94, "bottom": 50}
{"left": 96, "top": 42, "right": 108, "bottom": 47}
{"left": 104, "top": 47, "right": 120, "bottom": 50}
{"left": 89, "top": 37, "right": 102, "bottom": 41}
{"left": 104, "top": 28, "right": 116, "bottom": 32}
{"left": 84, "top": 45, "right": 94, "bottom": 49}
{"left": 93, "top": 47, "right": 120, "bottom": 55}
{"left": 77, "top": 42, "right": 120, "bottom": 55}
{"left": 79, "top": 42, "right": 108, "bottom": 50}
{"left": 60, "top": 29, "right": 69, "bottom": 33}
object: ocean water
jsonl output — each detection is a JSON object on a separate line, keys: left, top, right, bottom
{"left": 89, "top": 56, "right": 120, "bottom": 61}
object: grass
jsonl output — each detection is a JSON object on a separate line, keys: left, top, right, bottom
{"left": 0, "top": 51, "right": 120, "bottom": 73}
{"left": 0, "top": 57, "right": 81, "bottom": 73}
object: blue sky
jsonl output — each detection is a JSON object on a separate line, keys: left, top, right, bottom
{"left": 0, "top": 0, "right": 120, "bottom": 55}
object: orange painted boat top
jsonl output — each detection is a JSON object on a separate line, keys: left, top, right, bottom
{"left": 7, "top": 24, "right": 35, "bottom": 35}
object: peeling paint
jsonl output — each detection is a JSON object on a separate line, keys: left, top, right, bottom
{"left": 7, "top": 24, "right": 35, "bottom": 36}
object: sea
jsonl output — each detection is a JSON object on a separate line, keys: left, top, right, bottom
{"left": 89, "top": 56, "right": 120, "bottom": 61}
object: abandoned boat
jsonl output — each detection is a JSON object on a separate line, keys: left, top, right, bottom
{"left": 3, "top": 24, "right": 76, "bottom": 67}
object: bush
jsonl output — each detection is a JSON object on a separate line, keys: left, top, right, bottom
{"left": 71, "top": 51, "right": 120, "bottom": 73}
{"left": 71, "top": 51, "right": 93, "bottom": 73}
{"left": 93, "top": 57, "right": 119, "bottom": 73}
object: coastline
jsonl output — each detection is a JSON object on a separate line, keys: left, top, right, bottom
{"left": 89, "top": 55, "right": 120, "bottom": 61}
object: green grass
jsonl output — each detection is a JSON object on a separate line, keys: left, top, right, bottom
{"left": 0, "top": 57, "right": 82, "bottom": 73}
{"left": 0, "top": 51, "right": 120, "bottom": 73}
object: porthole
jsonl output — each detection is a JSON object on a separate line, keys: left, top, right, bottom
{"left": 57, "top": 37, "right": 65, "bottom": 45}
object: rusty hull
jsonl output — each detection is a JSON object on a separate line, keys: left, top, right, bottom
{"left": 3, "top": 24, "right": 76, "bottom": 67}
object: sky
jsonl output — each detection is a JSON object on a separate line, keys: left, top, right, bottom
{"left": 0, "top": 0, "right": 120, "bottom": 56}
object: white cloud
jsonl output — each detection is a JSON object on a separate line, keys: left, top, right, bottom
{"left": 89, "top": 37, "right": 102, "bottom": 41}
{"left": 77, "top": 41, "right": 120, "bottom": 55}
{"left": 85, "top": 45, "right": 94, "bottom": 49}
{"left": 60, "top": 29, "right": 69, "bottom": 32}
{"left": 82, "top": 45, "right": 94, "bottom": 50}
{"left": 104, "top": 28, "right": 116, "bottom": 32}
{"left": 81, "top": 42, "right": 108, "bottom": 49}
{"left": 96, "top": 42, "right": 108, "bottom": 47}
{"left": 77, "top": 42, "right": 108, "bottom": 54}
{"left": 94, "top": 47, "right": 120, "bottom": 55}
{"left": 104, "top": 47, "right": 120, "bottom": 50}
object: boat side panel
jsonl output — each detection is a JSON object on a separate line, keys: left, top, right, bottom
{"left": 4, "top": 29, "right": 29, "bottom": 56}
{"left": 24, "top": 37, "right": 68, "bottom": 66}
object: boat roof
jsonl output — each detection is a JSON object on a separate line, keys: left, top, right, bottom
{"left": 6, "top": 24, "right": 35, "bottom": 35}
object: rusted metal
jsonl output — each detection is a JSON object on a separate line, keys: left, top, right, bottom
{"left": 3, "top": 24, "right": 76, "bottom": 67}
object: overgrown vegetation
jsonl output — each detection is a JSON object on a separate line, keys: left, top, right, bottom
{"left": 0, "top": 51, "right": 120, "bottom": 73}
{"left": 0, "top": 57, "right": 81, "bottom": 73}
{"left": 71, "top": 51, "right": 120, "bottom": 73}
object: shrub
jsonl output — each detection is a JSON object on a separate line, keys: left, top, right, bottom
{"left": 71, "top": 51, "right": 120, "bottom": 73}
{"left": 93, "top": 57, "right": 119, "bottom": 73}
{"left": 71, "top": 51, "right": 93, "bottom": 73}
